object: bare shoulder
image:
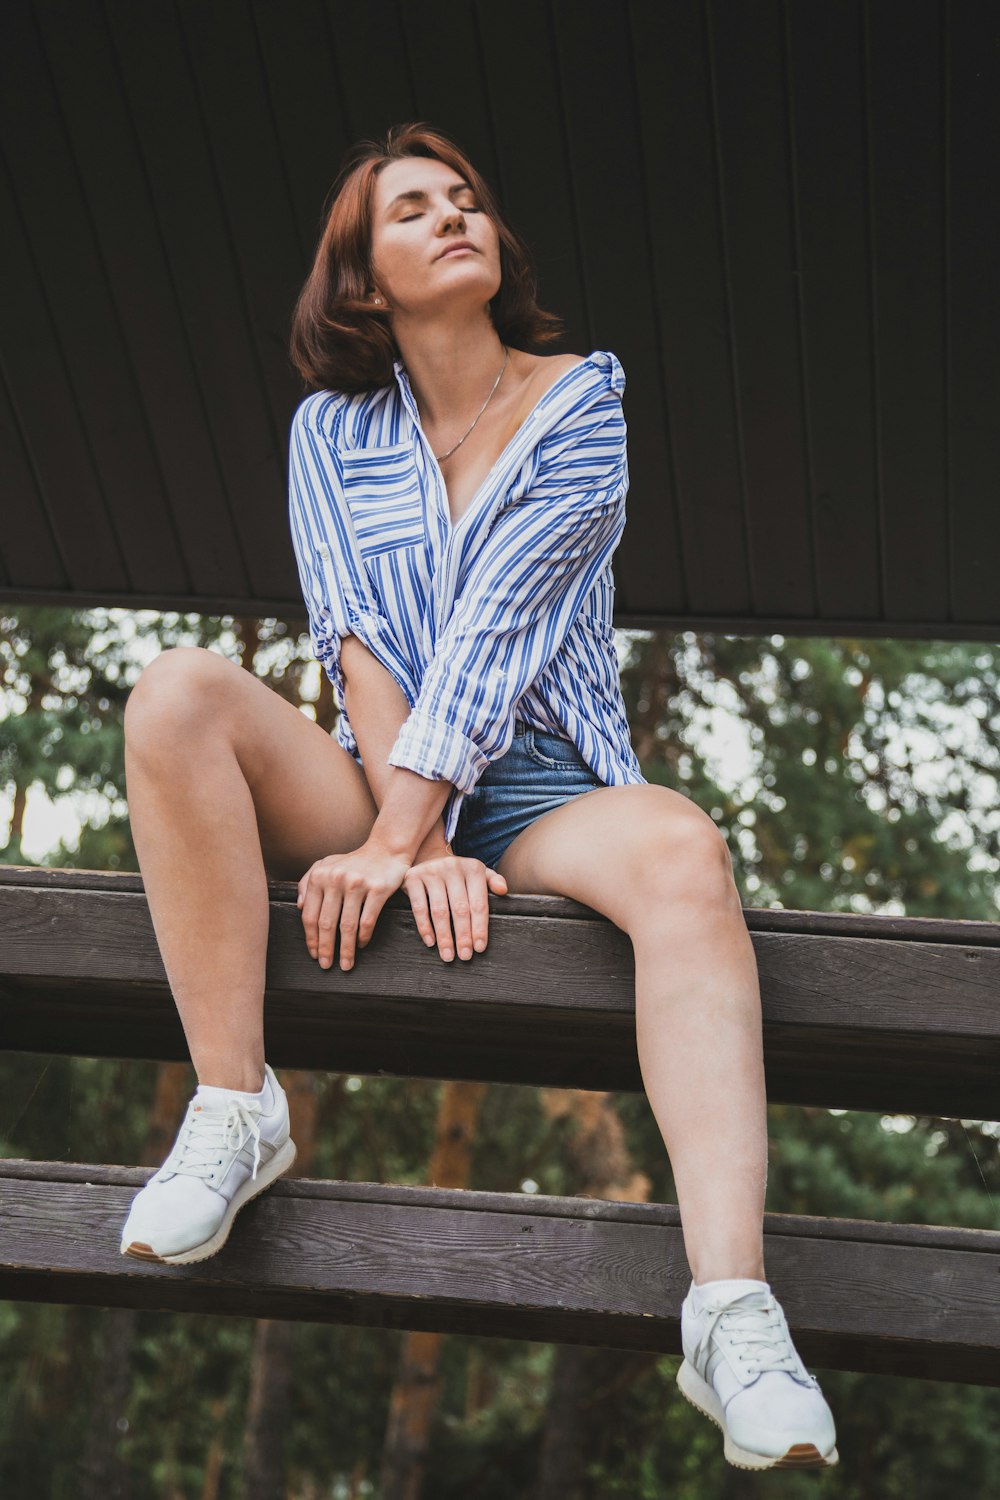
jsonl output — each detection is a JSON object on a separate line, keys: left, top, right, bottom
{"left": 514, "top": 350, "right": 586, "bottom": 411}
{"left": 536, "top": 351, "right": 586, "bottom": 383}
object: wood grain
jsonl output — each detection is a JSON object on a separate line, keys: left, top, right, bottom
{"left": 3, "top": 870, "right": 1000, "bottom": 1115}
{"left": 2, "top": 1159, "right": 999, "bottom": 1385}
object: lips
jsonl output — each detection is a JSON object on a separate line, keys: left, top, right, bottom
{"left": 436, "top": 240, "right": 477, "bottom": 260}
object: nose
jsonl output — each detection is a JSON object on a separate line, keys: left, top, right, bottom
{"left": 437, "top": 201, "right": 466, "bottom": 235}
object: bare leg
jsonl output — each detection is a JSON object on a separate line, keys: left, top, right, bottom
{"left": 630, "top": 873, "right": 767, "bottom": 1283}
{"left": 495, "top": 784, "right": 767, "bottom": 1285}
{"left": 124, "top": 647, "right": 379, "bottom": 1091}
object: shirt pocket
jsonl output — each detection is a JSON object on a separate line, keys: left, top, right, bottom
{"left": 341, "top": 442, "right": 425, "bottom": 557}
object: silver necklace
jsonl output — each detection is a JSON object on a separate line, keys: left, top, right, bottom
{"left": 433, "top": 346, "right": 509, "bottom": 462}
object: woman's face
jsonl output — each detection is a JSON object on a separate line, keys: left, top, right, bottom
{"left": 368, "top": 156, "right": 502, "bottom": 320}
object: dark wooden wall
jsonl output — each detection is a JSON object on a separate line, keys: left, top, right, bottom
{"left": 2, "top": 1, "right": 998, "bottom": 638}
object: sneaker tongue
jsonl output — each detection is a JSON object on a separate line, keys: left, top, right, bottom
{"left": 730, "top": 1289, "right": 771, "bottom": 1307}
{"left": 693, "top": 1277, "right": 771, "bottom": 1313}
{"left": 196, "top": 1082, "right": 266, "bottom": 1111}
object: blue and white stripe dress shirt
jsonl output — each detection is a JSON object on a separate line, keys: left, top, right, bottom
{"left": 287, "top": 348, "right": 647, "bottom": 847}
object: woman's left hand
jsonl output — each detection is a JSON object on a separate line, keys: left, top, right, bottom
{"left": 297, "top": 843, "right": 412, "bottom": 972}
{"left": 403, "top": 852, "right": 508, "bottom": 962}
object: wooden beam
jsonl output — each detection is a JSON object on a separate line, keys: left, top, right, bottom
{"left": 3, "top": 869, "right": 1000, "bottom": 1115}
{"left": 2, "top": 1158, "right": 999, "bottom": 1385}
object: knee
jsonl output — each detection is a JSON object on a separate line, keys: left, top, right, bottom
{"left": 124, "top": 645, "right": 233, "bottom": 748}
{"left": 629, "top": 808, "right": 738, "bottom": 914}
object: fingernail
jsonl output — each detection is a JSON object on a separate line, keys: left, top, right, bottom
{"left": 460, "top": 948, "right": 472, "bottom": 960}
{"left": 474, "top": 940, "right": 486, "bottom": 952}
{"left": 341, "top": 960, "right": 352, "bottom": 971}
{"left": 443, "top": 950, "right": 453, "bottom": 961}
{"left": 424, "top": 935, "right": 435, "bottom": 946}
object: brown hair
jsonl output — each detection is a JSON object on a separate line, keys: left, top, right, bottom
{"left": 288, "top": 121, "right": 564, "bottom": 395}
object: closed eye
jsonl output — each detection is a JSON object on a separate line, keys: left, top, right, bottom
{"left": 400, "top": 204, "right": 480, "bottom": 223}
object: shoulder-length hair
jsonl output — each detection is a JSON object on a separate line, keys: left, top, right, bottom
{"left": 288, "top": 121, "right": 564, "bottom": 395}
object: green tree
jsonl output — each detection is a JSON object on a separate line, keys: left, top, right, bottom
{"left": 3, "top": 613, "right": 1000, "bottom": 1498}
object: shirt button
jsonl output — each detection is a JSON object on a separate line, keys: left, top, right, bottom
{"left": 318, "top": 544, "right": 330, "bottom": 559}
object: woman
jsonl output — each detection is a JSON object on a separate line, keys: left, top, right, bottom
{"left": 118, "top": 122, "right": 837, "bottom": 1472}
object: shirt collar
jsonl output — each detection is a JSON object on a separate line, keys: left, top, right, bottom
{"left": 392, "top": 359, "right": 422, "bottom": 428}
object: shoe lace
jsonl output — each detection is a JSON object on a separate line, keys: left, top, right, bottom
{"left": 167, "top": 1098, "right": 263, "bottom": 1183}
{"left": 693, "top": 1295, "right": 805, "bottom": 1381}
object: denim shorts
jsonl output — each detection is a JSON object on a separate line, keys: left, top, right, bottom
{"left": 450, "top": 720, "right": 605, "bottom": 871}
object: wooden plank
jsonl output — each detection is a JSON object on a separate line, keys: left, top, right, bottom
{"left": 947, "top": 1, "right": 1000, "bottom": 623}
{"left": 106, "top": 0, "right": 282, "bottom": 602}
{"left": 0, "top": 2, "right": 171, "bottom": 597}
{"left": 475, "top": 0, "right": 590, "bottom": 354}
{"left": 178, "top": 0, "right": 306, "bottom": 444}
{"left": 628, "top": 0, "right": 749, "bottom": 618}
{"left": 785, "top": 1, "right": 882, "bottom": 623}
{"left": 34, "top": 0, "right": 249, "bottom": 603}
{"left": 708, "top": 0, "right": 814, "bottom": 619}
{"left": 3, "top": 873, "right": 1000, "bottom": 1115}
{"left": 3, "top": 1159, "right": 1000, "bottom": 1383}
{"left": 252, "top": 0, "right": 353, "bottom": 260}
{"left": 866, "top": 0, "right": 949, "bottom": 623}
{"left": 6, "top": 864, "right": 999, "bottom": 942}
{"left": 397, "top": 1, "right": 500, "bottom": 187}
{"left": 0, "top": 21, "right": 128, "bottom": 595}
{"left": 0, "top": 370, "right": 65, "bottom": 591}
{"left": 322, "top": 0, "right": 414, "bottom": 144}
{"left": 549, "top": 0, "right": 680, "bottom": 617}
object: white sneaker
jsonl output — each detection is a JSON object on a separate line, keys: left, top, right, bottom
{"left": 119, "top": 1063, "right": 296, "bottom": 1265}
{"left": 677, "top": 1280, "right": 839, "bottom": 1470}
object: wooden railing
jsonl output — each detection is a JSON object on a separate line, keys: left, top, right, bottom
{"left": 3, "top": 867, "right": 1000, "bottom": 1386}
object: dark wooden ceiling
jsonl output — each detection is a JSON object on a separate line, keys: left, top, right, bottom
{"left": 2, "top": 1, "right": 998, "bottom": 639}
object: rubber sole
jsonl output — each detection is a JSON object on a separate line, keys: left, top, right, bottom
{"left": 676, "top": 1358, "right": 839, "bottom": 1471}
{"left": 120, "top": 1136, "right": 298, "bottom": 1265}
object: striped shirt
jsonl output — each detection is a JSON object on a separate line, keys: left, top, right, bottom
{"left": 287, "top": 348, "right": 647, "bottom": 847}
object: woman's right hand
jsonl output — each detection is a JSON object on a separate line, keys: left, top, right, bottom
{"left": 402, "top": 853, "right": 508, "bottom": 961}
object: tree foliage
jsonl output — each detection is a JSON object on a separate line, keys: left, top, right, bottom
{"left": 2, "top": 608, "right": 1000, "bottom": 1498}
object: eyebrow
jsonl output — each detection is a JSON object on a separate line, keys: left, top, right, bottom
{"left": 384, "top": 180, "right": 475, "bottom": 213}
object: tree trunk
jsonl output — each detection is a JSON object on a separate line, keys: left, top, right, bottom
{"left": 200, "top": 1396, "right": 229, "bottom": 1500}
{"left": 241, "top": 1320, "right": 295, "bottom": 1499}
{"left": 79, "top": 1060, "right": 193, "bottom": 1500}
{"left": 7, "top": 777, "right": 27, "bottom": 851}
{"left": 536, "top": 1343, "right": 590, "bottom": 1499}
{"left": 77, "top": 1304, "right": 137, "bottom": 1500}
{"left": 380, "top": 1080, "right": 487, "bottom": 1500}
{"left": 239, "top": 1071, "right": 319, "bottom": 1500}
{"left": 535, "top": 1091, "right": 654, "bottom": 1500}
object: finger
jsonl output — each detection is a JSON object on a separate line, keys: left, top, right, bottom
{"left": 338, "top": 886, "right": 365, "bottom": 971}
{"left": 464, "top": 867, "right": 491, "bottom": 953}
{"left": 404, "top": 874, "right": 437, "bottom": 948}
{"left": 357, "top": 886, "right": 390, "bottom": 951}
{"left": 423, "top": 873, "right": 455, "bottom": 961}
{"left": 487, "top": 870, "right": 508, "bottom": 892}
{"left": 444, "top": 871, "right": 474, "bottom": 960}
{"left": 315, "top": 884, "right": 344, "bottom": 969}
{"left": 301, "top": 877, "right": 327, "bottom": 960}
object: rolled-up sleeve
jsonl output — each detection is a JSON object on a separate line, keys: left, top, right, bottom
{"left": 386, "top": 382, "right": 628, "bottom": 792}
{"left": 288, "top": 395, "right": 419, "bottom": 718}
